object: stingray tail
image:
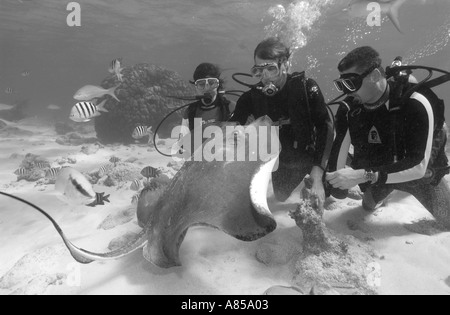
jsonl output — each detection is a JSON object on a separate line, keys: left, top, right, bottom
{"left": 0, "top": 191, "right": 147, "bottom": 264}
{"left": 388, "top": 0, "right": 407, "bottom": 33}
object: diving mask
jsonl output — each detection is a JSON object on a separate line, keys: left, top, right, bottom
{"left": 194, "top": 78, "right": 220, "bottom": 91}
{"left": 334, "top": 65, "right": 378, "bottom": 94}
{"left": 250, "top": 62, "right": 281, "bottom": 79}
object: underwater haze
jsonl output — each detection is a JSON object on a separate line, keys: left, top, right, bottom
{"left": 0, "top": 0, "right": 449, "bottom": 120}
{"left": 1, "top": 0, "right": 450, "bottom": 296}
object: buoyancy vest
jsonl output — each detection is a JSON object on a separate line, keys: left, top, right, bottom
{"left": 187, "top": 95, "right": 232, "bottom": 131}
{"left": 249, "top": 72, "right": 316, "bottom": 153}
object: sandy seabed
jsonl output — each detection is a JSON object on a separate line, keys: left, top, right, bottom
{"left": 0, "top": 117, "right": 449, "bottom": 295}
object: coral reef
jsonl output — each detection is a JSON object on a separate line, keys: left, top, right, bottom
{"left": 16, "top": 154, "right": 50, "bottom": 182}
{"left": 80, "top": 143, "right": 102, "bottom": 155}
{"left": 95, "top": 64, "right": 195, "bottom": 144}
{"left": 55, "top": 156, "right": 77, "bottom": 165}
{"left": 95, "top": 163, "right": 143, "bottom": 187}
{"left": 289, "top": 200, "right": 332, "bottom": 251}
{"left": 289, "top": 201, "right": 379, "bottom": 295}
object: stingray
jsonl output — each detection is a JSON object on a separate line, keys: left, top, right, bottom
{"left": 2, "top": 116, "right": 281, "bottom": 268}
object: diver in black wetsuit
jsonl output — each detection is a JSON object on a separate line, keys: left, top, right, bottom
{"left": 230, "top": 38, "right": 334, "bottom": 210}
{"left": 326, "top": 46, "right": 450, "bottom": 229}
{"left": 176, "top": 63, "right": 235, "bottom": 155}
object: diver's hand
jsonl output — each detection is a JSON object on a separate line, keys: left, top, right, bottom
{"left": 326, "top": 169, "right": 366, "bottom": 190}
{"left": 309, "top": 166, "right": 325, "bottom": 213}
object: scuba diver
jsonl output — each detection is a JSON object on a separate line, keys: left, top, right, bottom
{"left": 326, "top": 46, "right": 450, "bottom": 229}
{"left": 230, "top": 37, "right": 334, "bottom": 210}
{"left": 176, "top": 63, "right": 236, "bottom": 154}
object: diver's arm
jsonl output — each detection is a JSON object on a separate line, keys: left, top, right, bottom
{"left": 327, "top": 104, "right": 351, "bottom": 172}
{"left": 307, "top": 78, "right": 334, "bottom": 170}
{"left": 373, "top": 94, "right": 434, "bottom": 184}
{"left": 229, "top": 92, "right": 252, "bottom": 125}
{"left": 326, "top": 104, "right": 352, "bottom": 198}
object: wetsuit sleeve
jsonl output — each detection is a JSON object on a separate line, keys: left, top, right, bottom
{"left": 327, "top": 103, "right": 351, "bottom": 172}
{"left": 373, "top": 92, "right": 434, "bottom": 185}
{"left": 229, "top": 91, "right": 252, "bottom": 125}
{"left": 306, "top": 78, "right": 334, "bottom": 169}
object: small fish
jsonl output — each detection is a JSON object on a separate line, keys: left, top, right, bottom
{"left": 109, "top": 156, "right": 121, "bottom": 165}
{"left": 45, "top": 167, "right": 61, "bottom": 179}
{"left": 343, "top": 0, "right": 407, "bottom": 33}
{"left": 47, "top": 104, "right": 61, "bottom": 110}
{"left": 5, "top": 88, "right": 13, "bottom": 94}
{"left": 34, "top": 162, "right": 50, "bottom": 169}
{"left": 131, "top": 193, "right": 140, "bottom": 205}
{"left": 86, "top": 192, "right": 110, "bottom": 207}
{"left": 69, "top": 100, "right": 108, "bottom": 123}
{"left": 130, "top": 179, "right": 142, "bottom": 191}
{"left": 140, "top": 166, "right": 160, "bottom": 179}
{"left": 55, "top": 167, "right": 96, "bottom": 205}
{"left": 74, "top": 85, "right": 120, "bottom": 102}
{"left": 14, "top": 168, "right": 30, "bottom": 176}
{"left": 21, "top": 70, "right": 31, "bottom": 77}
{"left": 0, "top": 103, "right": 15, "bottom": 111}
{"left": 132, "top": 126, "right": 154, "bottom": 140}
{"left": 109, "top": 58, "right": 123, "bottom": 82}
{"left": 98, "top": 164, "right": 113, "bottom": 177}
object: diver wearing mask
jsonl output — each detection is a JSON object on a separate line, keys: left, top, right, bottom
{"left": 178, "top": 63, "right": 235, "bottom": 153}
{"left": 231, "top": 37, "right": 334, "bottom": 210}
{"left": 326, "top": 46, "right": 450, "bottom": 229}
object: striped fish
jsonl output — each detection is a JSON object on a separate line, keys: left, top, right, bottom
{"left": 98, "top": 164, "right": 113, "bottom": 177}
{"left": 86, "top": 192, "right": 110, "bottom": 207}
{"left": 69, "top": 100, "right": 108, "bottom": 123}
{"left": 21, "top": 70, "right": 31, "bottom": 77}
{"left": 130, "top": 179, "right": 142, "bottom": 191}
{"left": 5, "top": 88, "right": 13, "bottom": 94}
{"left": 132, "top": 126, "right": 153, "bottom": 140}
{"left": 140, "top": 166, "right": 160, "bottom": 179}
{"left": 14, "top": 168, "right": 29, "bottom": 176}
{"left": 45, "top": 167, "right": 61, "bottom": 179}
{"left": 34, "top": 162, "right": 50, "bottom": 170}
{"left": 131, "top": 193, "right": 140, "bottom": 205}
{"left": 109, "top": 156, "right": 121, "bottom": 165}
